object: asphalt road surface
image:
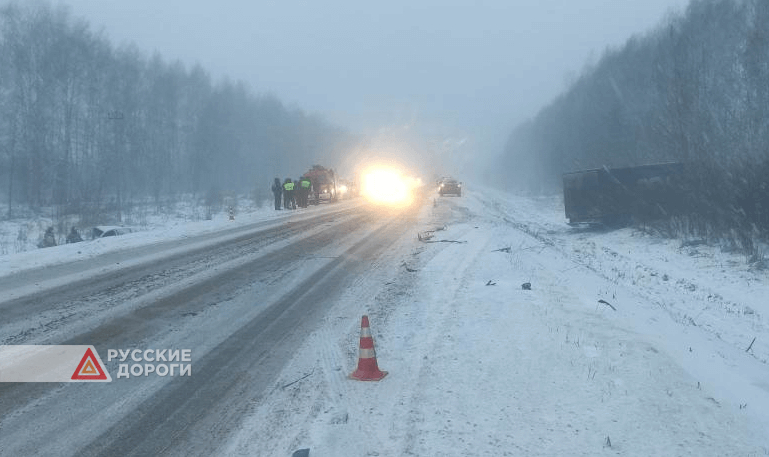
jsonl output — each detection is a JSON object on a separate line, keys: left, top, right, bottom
{"left": 0, "top": 197, "right": 422, "bottom": 456}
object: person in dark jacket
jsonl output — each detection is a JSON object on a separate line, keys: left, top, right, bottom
{"left": 66, "top": 226, "right": 83, "bottom": 243}
{"left": 271, "top": 178, "right": 283, "bottom": 210}
{"left": 38, "top": 227, "right": 57, "bottom": 248}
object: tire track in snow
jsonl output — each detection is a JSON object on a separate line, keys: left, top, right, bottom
{"left": 0, "top": 207, "right": 363, "bottom": 346}
{"left": 72, "top": 207, "right": 420, "bottom": 456}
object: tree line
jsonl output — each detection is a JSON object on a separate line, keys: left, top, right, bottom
{"left": 0, "top": 2, "right": 351, "bottom": 223}
{"left": 498, "top": 0, "right": 769, "bottom": 252}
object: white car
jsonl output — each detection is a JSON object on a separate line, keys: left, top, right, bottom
{"left": 91, "top": 226, "right": 135, "bottom": 239}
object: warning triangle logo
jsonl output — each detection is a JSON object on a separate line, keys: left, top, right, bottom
{"left": 71, "top": 347, "right": 109, "bottom": 381}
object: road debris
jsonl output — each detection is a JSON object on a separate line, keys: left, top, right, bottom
{"left": 282, "top": 369, "right": 315, "bottom": 389}
{"left": 746, "top": 337, "right": 756, "bottom": 353}
{"left": 598, "top": 299, "right": 616, "bottom": 311}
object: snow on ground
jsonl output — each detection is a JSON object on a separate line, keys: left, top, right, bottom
{"left": 0, "top": 196, "right": 262, "bottom": 256}
{"left": 2, "top": 186, "right": 768, "bottom": 456}
{"left": 0, "top": 197, "right": 341, "bottom": 278}
{"left": 221, "top": 186, "right": 769, "bottom": 456}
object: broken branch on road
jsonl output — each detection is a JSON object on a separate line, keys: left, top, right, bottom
{"left": 598, "top": 299, "right": 616, "bottom": 311}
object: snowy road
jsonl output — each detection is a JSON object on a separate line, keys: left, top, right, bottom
{"left": 0, "top": 198, "right": 422, "bottom": 455}
{"left": 1, "top": 188, "right": 768, "bottom": 456}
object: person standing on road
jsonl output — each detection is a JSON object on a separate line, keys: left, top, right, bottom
{"left": 272, "top": 178, "right": 283, "bottom": 210}
{"left": 283, "top": 178, "right": 296, "bottom": 210}
{"left": 293, "top": 179, "right": 301, "bottom": 208}
{"left": 299, "top": 176, "right": 312, "bottom": 208}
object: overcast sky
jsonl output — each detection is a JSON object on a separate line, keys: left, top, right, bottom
{"left": 56, "top": 0, "right": 690, "bottom": 173}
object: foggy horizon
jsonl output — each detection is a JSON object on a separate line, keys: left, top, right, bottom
{"left": 49, "top": 1, "right": 690, "bottom": 170}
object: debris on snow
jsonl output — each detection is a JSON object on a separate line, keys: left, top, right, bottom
{"left": 746, "top": 337, "right": 756, "bottom": 353}
{"left": 418, "top": 231, "right": 434, "bottom": 241}
{"left": 281, "top": 369, "right": 315, "bottom": 389}
{"left": 598, "top": 299, "right": 616, "bottom": 311}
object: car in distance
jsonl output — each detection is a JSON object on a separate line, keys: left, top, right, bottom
{"left": 439, "top": 178, "right": 462, "bottom": 196}
{"left": 91, "top": 226, "right": 135, "bottom": 239}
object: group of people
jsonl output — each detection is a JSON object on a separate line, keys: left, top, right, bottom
{"left": 272, "top": 176, "right": 313, "bottom": 210}
{"left": 37, "top": 226, "right": 83, "bottom": 248}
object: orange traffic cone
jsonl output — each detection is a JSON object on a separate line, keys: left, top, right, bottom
{"left": 349, "top": 315, "right": 388, "bottom": 381}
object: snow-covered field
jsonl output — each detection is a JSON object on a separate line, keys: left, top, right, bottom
{"left": 2, "top": 187, "right": 767, "bottom": 456}
{"left": 0, "top": 195, "right": 273, "bottom": 258}
{"left": 0, "top": 196, "right": 297, "bottom": 277}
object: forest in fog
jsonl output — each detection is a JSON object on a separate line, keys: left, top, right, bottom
{"left": 500, "top": 0, "right": 769, "bottom": 250}
{"left": 0, "top": 2, "right": 351, "bottom": 223}
{"left": 4, "top": 0, "right": 769, "bottom": 254}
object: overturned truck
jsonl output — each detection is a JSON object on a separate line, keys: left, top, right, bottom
{"left": 562, "top": 162, "right": 684, "bottom": 226}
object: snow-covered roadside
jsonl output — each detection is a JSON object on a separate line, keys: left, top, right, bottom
{"left": 0, "top": 196, "right": 276, "bottom": 257}
{"left": 222, "top": 187, "right": 769, "bottom": 456}
{"left": 0, "top": 199, "right": 359, "bottom": 280}
{"left": 475, "top": 185, "right": 769, "bottom": 363}
{"left": 472, "top": 186, "right": 769, "bottom": 419}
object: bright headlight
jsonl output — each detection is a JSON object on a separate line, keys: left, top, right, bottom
{"left": 361, "top": 167, "right": 415, "bottom": 207}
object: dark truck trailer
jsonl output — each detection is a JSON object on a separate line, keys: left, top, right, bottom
{"left": 562, "top": 162, "right": 684, "bottom": 225}
{"left": 303, "top": 165, "right": 337, "bottom": 204}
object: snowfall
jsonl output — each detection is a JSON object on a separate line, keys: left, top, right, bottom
{"left": 1, "top": 185, "right": 768, "bottom": 457}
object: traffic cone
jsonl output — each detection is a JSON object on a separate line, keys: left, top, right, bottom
{"left": 349, "top": 315, "right": 388, "bottom": 381}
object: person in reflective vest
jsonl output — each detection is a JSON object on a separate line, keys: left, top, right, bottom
{"left": 299, "top": 176, "right": 312, "bottom": 207}
{"left": 283, "top": 178, "right": 296, "bottom": 209}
